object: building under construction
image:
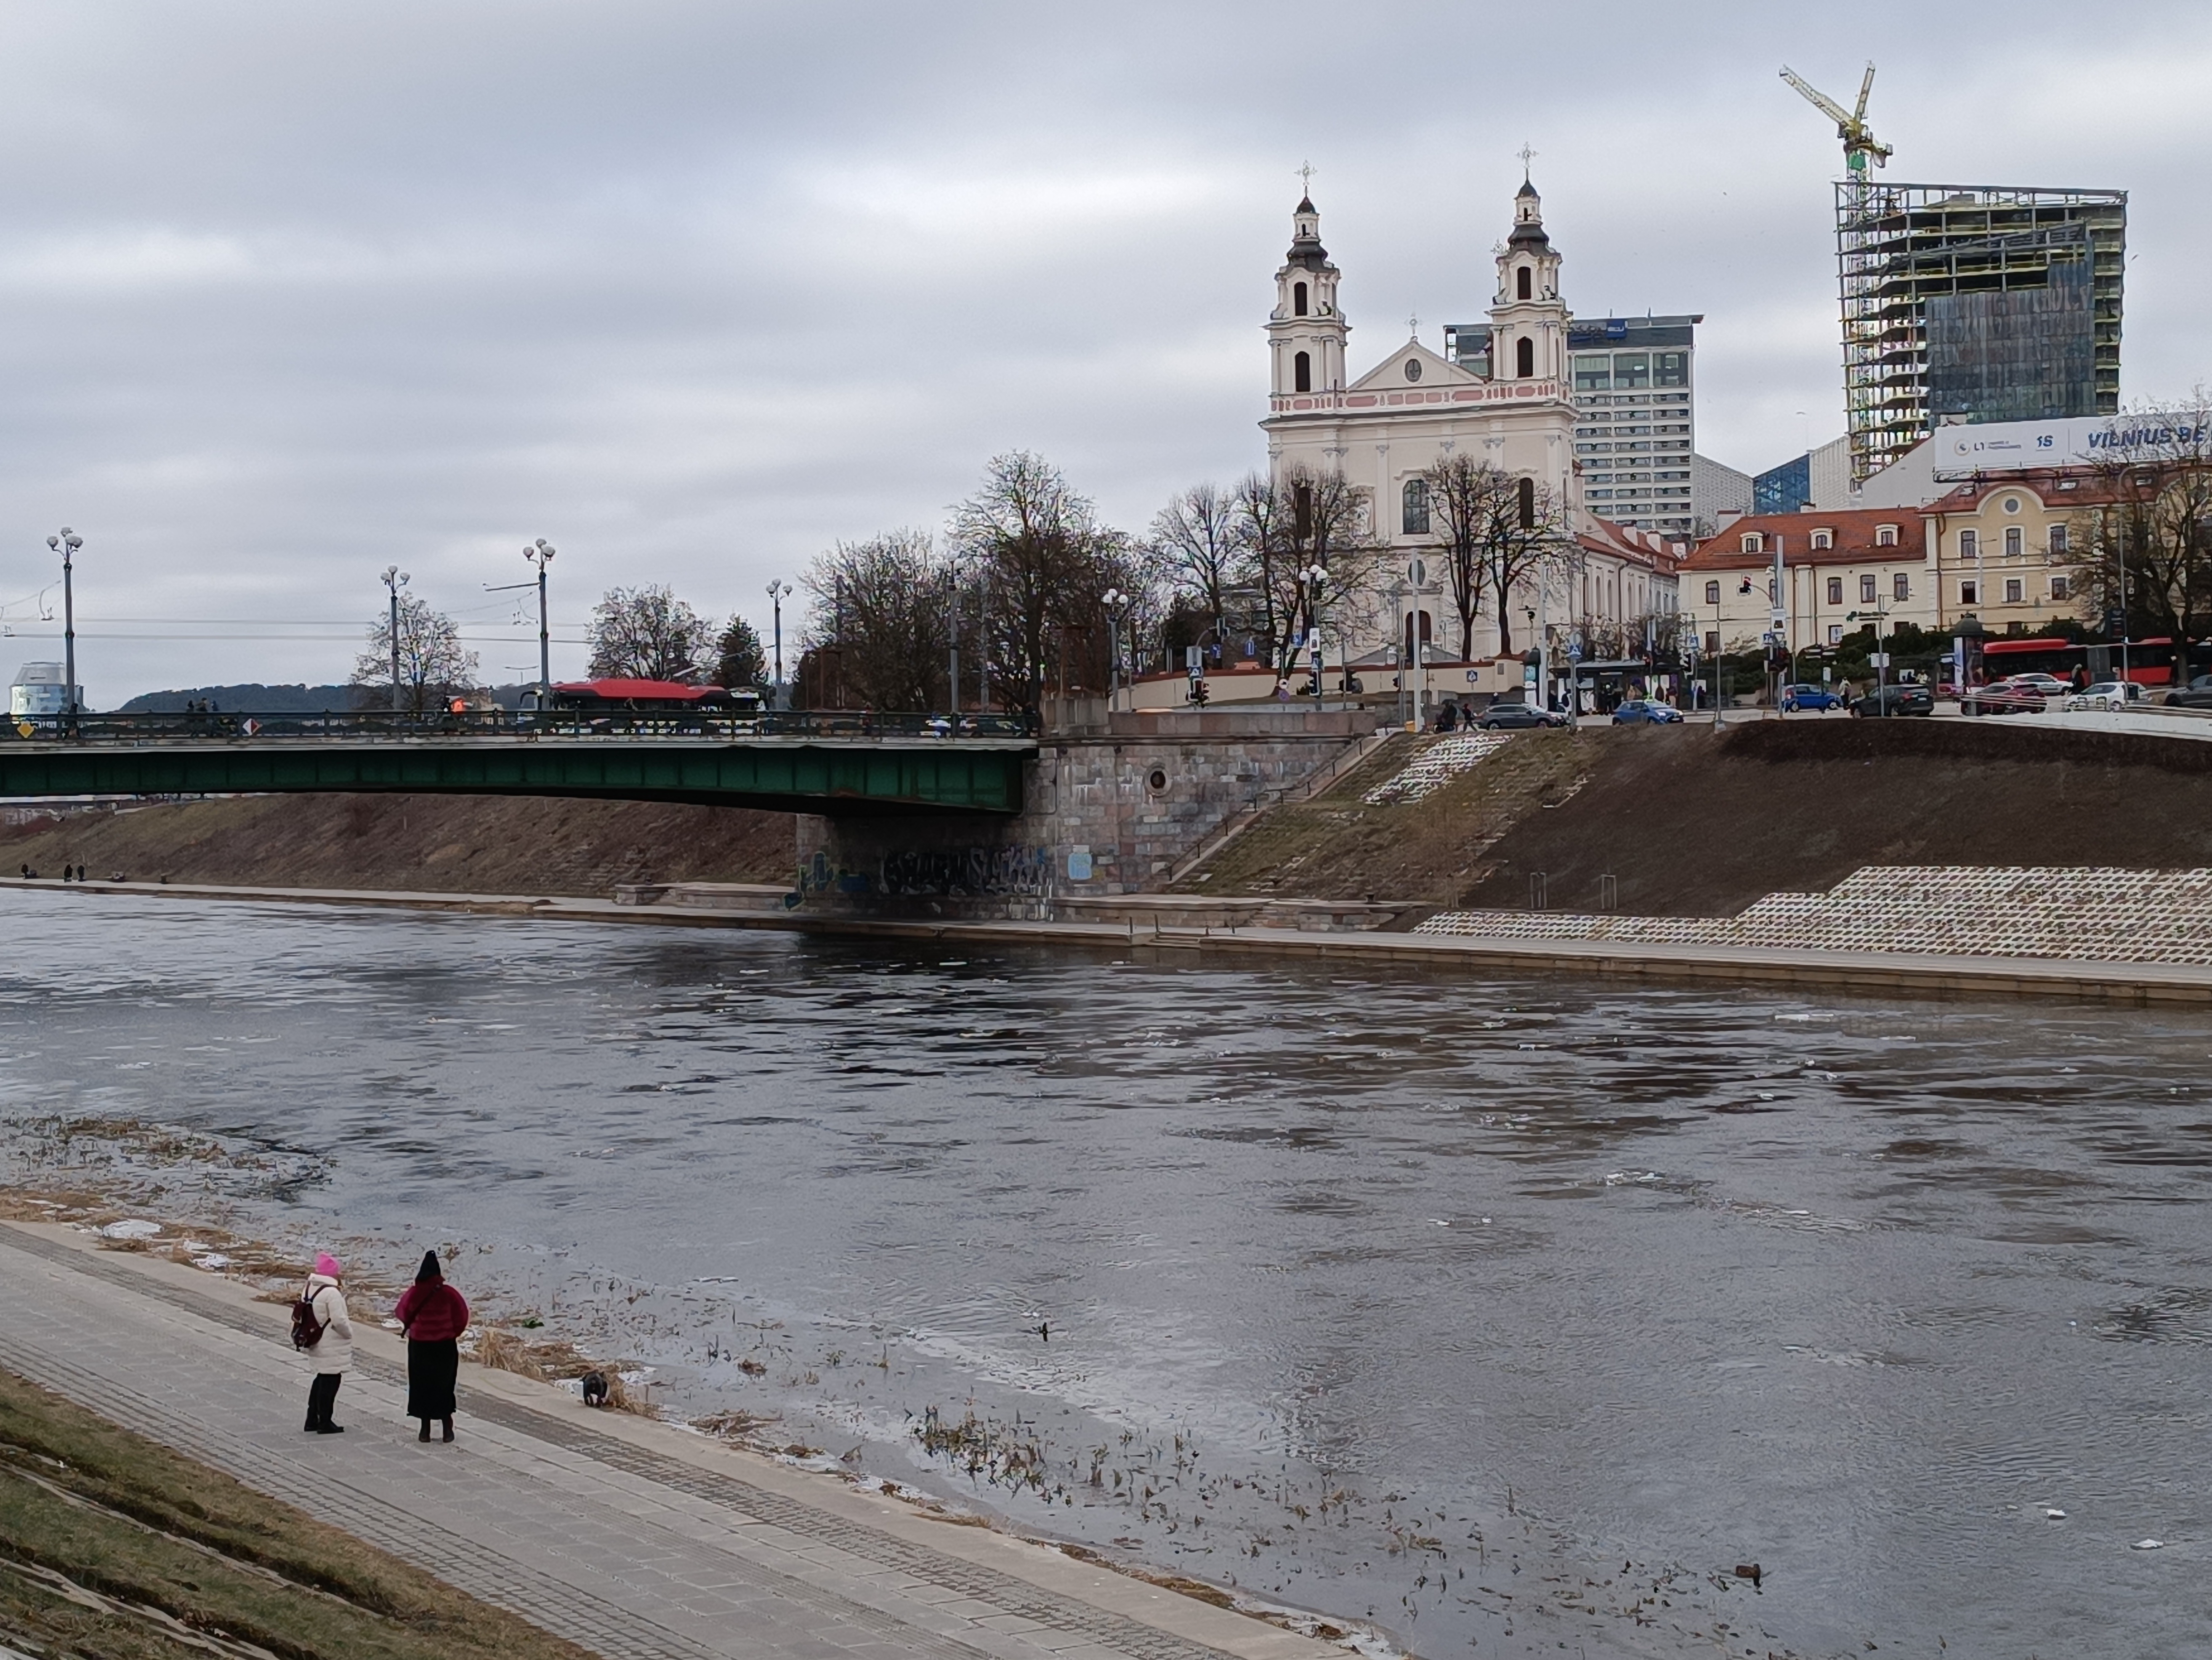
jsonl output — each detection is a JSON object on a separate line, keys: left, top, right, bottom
{"left": 1839, "top": 180, "right": 2126, "bottom": 484}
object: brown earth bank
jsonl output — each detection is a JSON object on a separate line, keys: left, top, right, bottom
{"left": 0, "top": 793, "right": 800, "bottom": 897}
{"left": 1177, "top": 718, "right": 2212, "bottom": 918}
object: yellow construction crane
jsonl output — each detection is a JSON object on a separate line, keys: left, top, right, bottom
{"left": 1780, "top": 61, "right": 1893, "bottom": 177}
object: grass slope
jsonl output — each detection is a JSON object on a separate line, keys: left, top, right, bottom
{"left": 0, "top": 1365, "right": 598, "bottom": 1660}
{"left": 0, "top": 793, "right": 798, "bottom": 897}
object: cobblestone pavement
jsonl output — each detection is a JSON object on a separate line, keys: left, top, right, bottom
{"left": 0, "top": 1225, "right": 1330, "bottom": 1660}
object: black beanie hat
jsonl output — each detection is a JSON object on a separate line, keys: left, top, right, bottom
{"left": 415, "top": 1250, "right": 444, "bottom": 1284}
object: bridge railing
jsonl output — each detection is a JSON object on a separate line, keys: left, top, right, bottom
{"left": 7, "top": 708, "right": 1040, "bottom": 744}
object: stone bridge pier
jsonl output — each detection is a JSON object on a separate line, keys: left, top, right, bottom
{"left": 794, "top": 707, "right": 1382, "bottom": 915}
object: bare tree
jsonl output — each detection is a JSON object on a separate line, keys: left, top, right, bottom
{"left": 1230, "top": 471, "right": 1293, "bottom": 660}
{"left": 801, "top": 530, "right": 950, "bottom": 710}
{"left": 1479, "top": 475, "right": 1571, "bottom": 657}
{"left": 350, "top": 595, "right": 479, "bottom": 713}
{"left": 951, "top": 452, "right": 1123, "bottom": 712}
{"left": 1150, "top": 482, "right": 1244, "bottom": 644}
{"left": 1422, "top": 453, "right": 1515, "bottom": 658}
{"left": 588, "top": 585, "right": 712, "bottom": 681}
{"left": 712, "top": 614, "right": 768, "bottom": 689}
{"left": 2064, "top": 398, "right": 2212, "bottom": 644}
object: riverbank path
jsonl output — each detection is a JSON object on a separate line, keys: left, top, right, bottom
{"left": 0, "top": 1221, "right": 1332, "bottom": 1660}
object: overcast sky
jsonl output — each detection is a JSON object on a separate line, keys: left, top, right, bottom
{"left": 3, "top": 1, "right": 2208, "bottom": 704}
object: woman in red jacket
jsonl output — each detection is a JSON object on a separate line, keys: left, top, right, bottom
{"left": 394, "top": 1250, "right": 470, "bottom": 1443}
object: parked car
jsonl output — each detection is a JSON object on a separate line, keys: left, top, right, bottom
{"left": 1779, "top": 684, "right": 1843, "bottom": 712}
{"left": 1850, "top": 683, "right": 1934, "bottom": 718}
{"left": 2164, "top": 674, "right": 2212, "bottom": 710}
{"left": 2066, "top": 680, "right": 2148, "bottom": 710}
{"left": 1478, "top": 700, "right": 1569, "bottom": 730}
{"left": 1610, "top": 699, "right": 1684, "bottom": 725}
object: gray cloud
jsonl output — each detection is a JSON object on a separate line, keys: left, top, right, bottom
{"left": 0, "top": 0, "right": 2205, "bottom": 703}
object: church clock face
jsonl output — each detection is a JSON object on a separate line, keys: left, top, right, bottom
{"left": 1404, "top": 359, "right": 1422, "bottom": 383}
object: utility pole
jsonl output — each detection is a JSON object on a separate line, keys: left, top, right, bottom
{"left": 45, "top": 528, "right": 82, "bottom": 737}
{"left": 381, "top": 566, "right": 409, "bottom": 715}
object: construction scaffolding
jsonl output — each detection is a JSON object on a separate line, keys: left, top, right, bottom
{"left": 1837, "top": 181, "right": 2126, "bottom": 484}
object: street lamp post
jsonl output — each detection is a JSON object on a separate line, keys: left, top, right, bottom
{"left": 1299, "top": 564, "right": 1328, "bottom": 700}
{"left": 44, "top": 528, "right": 82, "bottom": 736}
{"left": 522, "top": 540, "right": 555, "bottom": 697}
{"left": 765, "top": 580, "right": 791, "bottom": 710}
{"left": 381, "top": 566, "right": 410, "bottom": 715}
{"left": 1101, "top": 588, "right": 1128, "bottom": 712}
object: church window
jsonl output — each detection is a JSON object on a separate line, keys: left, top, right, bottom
{"left": 1517, "top": 265, "right": 1532, "bottom": 300}
{"left": 1401, "top": 478, "right": 1430, "bottom": 536}
{"left": 1293, "top": 281, "right": 1308, "bottom": 317}
{"left": 1404, "top": 358, "right": 1422, "bottom": 383}
{"left": 1293, "top": 482, "right": 1313, "bottom": 541}
{"left": 1515, "top": 337, "right": 1535, "bottom": 378}
{"left": 1293, "top": 351, "right": 1312, "bottom": 393}
{"left": 1516, "top": 475, "right": 1536, "bottom": 529}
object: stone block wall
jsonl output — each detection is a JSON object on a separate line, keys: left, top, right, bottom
{"left": 794, "top": 711, "right": 1375, "bottom": 911}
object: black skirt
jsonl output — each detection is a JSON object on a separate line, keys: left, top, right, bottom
{"left": 406, "top": 1338, "right": 460, "bottom": 1419}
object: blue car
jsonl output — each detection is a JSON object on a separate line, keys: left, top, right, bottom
{"left": 1611, "top": 699, "right": 1683, "bottom": 725}
{"left": 1780, "top": 683, "right": 1842, "bottom": 712}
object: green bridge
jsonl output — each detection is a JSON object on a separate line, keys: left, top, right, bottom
{"left": 0, "top": 731, "right": 1034, "bottom": 816}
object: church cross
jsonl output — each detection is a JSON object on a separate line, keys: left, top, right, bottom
{"left": 1518, "top": 143, "right": 1537, "bottom": 181}
{"left": 1408, "top": 311, "right": 1419, "bottom": 338}
{"left": 1297, "top": 160, "right": 1317, "bottom": 195}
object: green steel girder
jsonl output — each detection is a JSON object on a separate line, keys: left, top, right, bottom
{"left": 0, "top": 738, "right": 1031, "bottom": 816}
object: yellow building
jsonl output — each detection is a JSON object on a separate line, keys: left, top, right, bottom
{"left": 1920, "top": 473, "right": 2098, "bottom": 632}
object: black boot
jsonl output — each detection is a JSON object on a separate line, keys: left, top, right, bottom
{"left": 418, "top": 1419, "right": 432, "bottom": 1442}
{"left": 441, "top": 1418, "right": 454, "bottom": 1443}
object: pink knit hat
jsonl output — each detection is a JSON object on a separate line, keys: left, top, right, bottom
{"left": 313, "top": 1253, "right": 342, "bottom": 1277}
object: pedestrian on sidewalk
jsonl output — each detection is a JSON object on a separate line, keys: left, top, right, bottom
{"left": 394, "top": 1249, "right": 469, "bottom": 1443}
{"left": 300, "top": 1254, "right": 352, "bottom": 1434}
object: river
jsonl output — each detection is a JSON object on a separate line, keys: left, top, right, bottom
{"left": 0, "top": 889, "right": 2205, "bottom": 1658}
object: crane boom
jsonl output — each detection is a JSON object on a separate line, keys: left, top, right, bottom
{"left": 1779, "top": 61, "right": 1893, "bottom": 176}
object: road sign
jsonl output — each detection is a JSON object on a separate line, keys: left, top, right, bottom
{"left": 1869, "top": 652, "right": 1891, "bottom": 668}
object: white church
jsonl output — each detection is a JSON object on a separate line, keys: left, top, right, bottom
{"left": 1262, "top": 178, "right": 1681, "bottom": 690}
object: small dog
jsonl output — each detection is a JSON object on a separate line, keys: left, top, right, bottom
{"left": 581, "top": 1370, "right": 609, "bottom": 1408}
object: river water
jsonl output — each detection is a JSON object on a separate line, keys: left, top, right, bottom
{"left": 1, "top": 889, "right": 2206, "bottom": 1658}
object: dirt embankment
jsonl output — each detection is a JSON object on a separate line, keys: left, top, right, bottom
{"left": 1179, "top": 719, "right": 2212, "bottom": 918}
{"left": 0, "top": 793, "right": 799, "bottom": 897}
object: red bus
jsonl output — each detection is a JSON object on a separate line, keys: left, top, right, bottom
{"left": 1978, "top": 636, "right": 2194, "bottom": 688}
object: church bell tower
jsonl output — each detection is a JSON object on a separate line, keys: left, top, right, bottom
{"left": 1487, "top": 178, "right": 1566, "bottom": 386}
{"left": 1267, "top": 192, "right": 1347, "bottom": 396}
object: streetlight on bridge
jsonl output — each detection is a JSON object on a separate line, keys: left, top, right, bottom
{"left": 381, "top": 566, "right": 410, "bottom": 714}
{"left": 523, "top": 540, "right": 555, "bottom": 696}
{"left": 765, "top": 580, "right": 791, "bottom": 709}
{"left": 1101, "top": 587, "right": 1128, "bottom": 712}
{"left": 43, "top": 528, "right": 82, "bottom": 737}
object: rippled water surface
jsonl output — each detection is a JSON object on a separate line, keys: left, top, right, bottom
{"left": 2, "top": 890, "right": 2208, "bottom": 1657}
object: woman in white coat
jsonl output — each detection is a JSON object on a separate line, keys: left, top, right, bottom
{"left": 301, "top": 1252, "right": 354, "bottom": 1434}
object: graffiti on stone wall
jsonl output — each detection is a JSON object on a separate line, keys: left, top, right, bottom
{"left": 797, "top": 844, "right": 1053, "bottom": 899}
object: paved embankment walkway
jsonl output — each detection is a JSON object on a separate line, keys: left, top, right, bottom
{"left": 0, "top": 1221, "right": 1332, "bottom": 1660}
{"left": 9, "top": 875, "right": 2212, "bottom": 1006}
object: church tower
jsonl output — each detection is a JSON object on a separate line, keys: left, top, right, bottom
{"left": 1267, "top": 194, "right": 1347, "bottom": 396}
{"left": 1486, "top": 179, "right": 1566, "bottom": 386}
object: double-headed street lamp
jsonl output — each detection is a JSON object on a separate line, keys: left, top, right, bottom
{"left": 523, "top": 540, "right": 555, "bottom": 695}
{"left": 44, "top": 528, "right": 82, "bottom": 736}
{"left": 1101, "top": 587, "right": 1129, "bottom": 711}
{"left": 765, "top": 580, "right": 791, "bottom": 709}
{"left": 381, "top": 566, "right": 410, "bottom": 714}
{"left": 1299, "top": 564, "right": 1328, "bottom": 698}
